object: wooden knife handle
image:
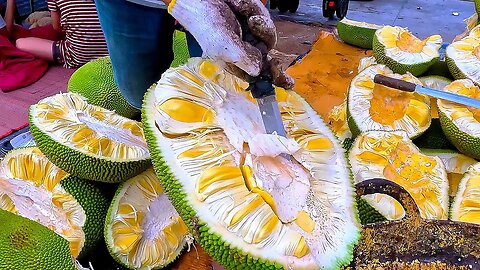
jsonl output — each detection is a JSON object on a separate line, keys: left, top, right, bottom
{"left": 374, "top": 74, "right": 416, "bottom": 92}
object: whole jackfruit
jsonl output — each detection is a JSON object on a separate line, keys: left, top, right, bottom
{"left": 68, "top": 56, "right": 139, "bottom": 119}
{"left": 142, "top": 58, "right": 361, "bottom": 270}
{"left": 29, "top": 93, "right": 151, "bottom": 183}
{"left": 0, "top": 209, "right": 78, "bottom": 270}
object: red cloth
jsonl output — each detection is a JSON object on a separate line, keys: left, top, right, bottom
{"left": 11, "top": 24, "right": 62, "bottom": 41}
{"left": 0, "top": 35, "right": 49, "bottom": 92}
{"left": 0, "top": 25, "right": 61, "bottom": 92}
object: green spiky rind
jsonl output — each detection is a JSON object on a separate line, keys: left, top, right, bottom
{"left": 439, "top": 111, "right": 480, "bottom": 159}
{"left": 346, "top": 99, "right": 361, "bottom": 138}
{"left": 475, "top": 0, "right": 480, "bottom": 15}
{"left": 142, "top": 84, "right": 359, "bottom": 270}
{"left": 103, "top": 170, "right": 184, "bottom": 270}
{"left": 425, "top": 60, "right": 453, "bottom": 79}
{"left": 337, "top": 19, "right": 380, "bottom": 49}
{"left": 171, "top": 31, "right": 191, "bottom": 68}
{"left": 0, "top": 209, "right": 77, "bottom": 270}
{"left": 373, "top": 34, "right": 437, "bottom": 76}
{"left": 61, "top": 175, "right": 110, "bottom": 258}
{"left": 413, "top": 118, "right": 456, "bottom": 150}
{"left": 356, "top": 198, "right": 387, "bottom": 225}
{"left": 342, "top": 137, "right": 355, "bottom": 152}
{"left": 67, "top": 56, "right": 139, "bottom": 119}
{"left": 29, "top": 111, "right": 151, "bottom": 183}
{"left": 445, "top": 56, "right": 472, "bottom": 83}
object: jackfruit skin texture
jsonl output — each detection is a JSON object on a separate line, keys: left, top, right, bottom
{"left": 171, "top": 30, "right": 191, "bottom": 68}
{"left": 342, "top": 137, "right": 355, "bottom": 152}
{"left": 68, "top": 56, "right": 139, "bottom": 119}
{"left": 413, "top": 118, "right": 456, "bottom": 150}
{"left": 337, "top": 20, "right": 378, "bottom": 49}
{"left": 103, "top": 176, "right": 183, "bottom": 270}
{"left": 61, "top": 175, "right": 110, "bottom": 258}
{"left": 425, "top": 60, "right": 454, "bottom": 79}
{"left": 439, "top": 111, "right": 480, "bottom": 159}
{"left": 445, "top": 56, "right": 469, "bottom": 81}
{"left": 373, "top": 35, "right": 437, "bottom": 76}
{"left": 356, "top": 198, "right": 387, "bottom": 225}
{"left": 0, "top": 209, "right": 77, "bottom": 270}
{"left": 29, "top": 113, "right": 151, "bottom": 183}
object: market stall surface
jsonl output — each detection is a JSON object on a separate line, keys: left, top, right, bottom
{"left": 0, "top": 66, "right": 75, "bottom": 137}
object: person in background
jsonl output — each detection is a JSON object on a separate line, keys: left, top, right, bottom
{"left": 0, "top": 0, "right": 14, "bottom": 37}
{"left": 94, "top": 0, "right": 292, "bottom": 111}
{"left": 14, "top": 0, "right": 108, "bottom": 68}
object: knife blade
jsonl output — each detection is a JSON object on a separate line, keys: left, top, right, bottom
{"left": 241, "top": 23, "right": 292, "bottom": 161}
{"left": 374, "top": 74, "right": 480, "bottom": 108}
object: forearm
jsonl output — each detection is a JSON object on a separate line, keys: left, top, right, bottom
{"left": 51, "top": 11, "right": 61, "bottom": 31}
{"left": 5, "top": 0, "right": 15, "bottom": 33}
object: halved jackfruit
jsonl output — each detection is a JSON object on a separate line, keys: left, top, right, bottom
{"left": 373, "top": 26, "right": 442, "bottom": 76}
{"left": 142, "top": 58, "right": 360, "bottom": 269}
{"left": 349, "top": 130, "right": 449, "bottom": 221}
{"left": 451, "top": 162, "right": 480, "bottom": 224}
{"left": 105, "top": 168, "right": 190, "bottom": 269}
{"left": 437, "top": 79, "right": 480, "bottom": 159}
{"left": 446, "top": 31, "right": 480, "bottom": 83}
{"left": 422, "top": 149, "right": 477, "bottom": 197}
{"left": 347, "top": 64, "right": 431, "bottom": 138}
{"left": 337, "top": 18, "right": 381, "bottom": 49}
{"left": 0, "top": 147, "right": 109, "bottom": 258}
{"left": 29, "top": 93, "right": 151, "bottom": 183}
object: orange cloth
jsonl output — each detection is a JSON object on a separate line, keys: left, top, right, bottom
{"left": 287, "top": 31, "right": 373, "bottom": 119}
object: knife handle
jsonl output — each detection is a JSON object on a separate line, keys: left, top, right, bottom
{"left": 374, "top": 74, "right": 416, "bottom": 92}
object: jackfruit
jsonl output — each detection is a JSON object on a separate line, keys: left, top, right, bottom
{"left": 446, "top": 27, "right": 480, "bottom": 84}
{"left": 68, "top": 56, "right": 139, "bottom": 119}
{"left": 437, "top": 79, "right": 480, "bottom": 159}
{"left": 171, "top": 30, "right": 191, "bottom": 68}
{"left": 349, "top": 130, "right": 449, "bottom": 221}
{"left": 373, "top": 26, "right": 442, "bottom": 76}
{"left": 29, "top": 93, "right": 151, "bottom": 183}
{"left": 0, "top": 147, "right": 109, "bottom": 258}
{"left": 451, "top": 162, "right": 480, "bottom": 224}
{"left": 347, "top": 64, "right": 431, "bottom": 139}
{"left": 422, "top": 149, "right": 477, "bottom": 197}
{"left": 105, "top": 168, "right": 190, "bottom": 269}
{"left": 142, "top": 58, "right": 360, "bottom": 270}
{"left": 337, "top": 18, "right": 381, "bottom": 49}
{"left": 0, "top": 209, "right": 77, "bottom": 270}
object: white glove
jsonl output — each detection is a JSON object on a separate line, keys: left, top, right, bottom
{"left": 168, "top": 0, "right": 294, "bottom": 89}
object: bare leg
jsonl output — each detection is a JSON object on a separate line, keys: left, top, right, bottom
{"left": 15, "top": 37, "right": 54, "bottom": 61}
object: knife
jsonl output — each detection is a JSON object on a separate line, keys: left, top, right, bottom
{"left": 240, "top": 21, "right": 292, "bottom": 161}
{"left": 374, "top": 74, "right": 480, "bottom": 108}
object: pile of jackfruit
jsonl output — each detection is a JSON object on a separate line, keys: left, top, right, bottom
{"left": 3, "top": 14, "right": 480, "bottom": 270}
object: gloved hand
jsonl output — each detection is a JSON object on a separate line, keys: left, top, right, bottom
{"left": 167, "top": 0, "right": 294, "bottom": 89}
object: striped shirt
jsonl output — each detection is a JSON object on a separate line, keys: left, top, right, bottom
{"left": 47, "top": 0, "right": 108, "bottom": 68}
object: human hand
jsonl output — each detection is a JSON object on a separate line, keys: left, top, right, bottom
{"left": 167, "top": 0, "right": 294, "bottom": 89}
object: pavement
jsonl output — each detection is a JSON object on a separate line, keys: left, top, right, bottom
{"left": 272, "top": 0, "right": 475, "bottom": 42}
